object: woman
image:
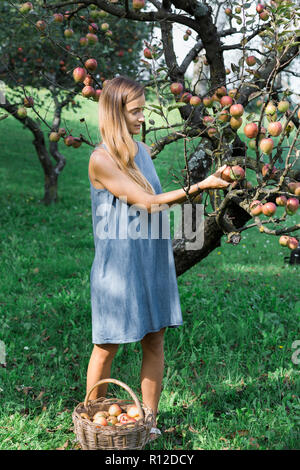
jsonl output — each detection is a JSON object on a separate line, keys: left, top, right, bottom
{"left": 86, "top": 75, "right": 230, "bottom": 440}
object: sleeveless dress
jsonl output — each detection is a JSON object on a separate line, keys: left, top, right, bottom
{"left": 88, "top": 140, "right": 183, "bottom": 344}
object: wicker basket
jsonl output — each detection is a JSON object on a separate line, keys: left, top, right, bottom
{"left": 72, "top": 378, "right": 154, "bottom": 450}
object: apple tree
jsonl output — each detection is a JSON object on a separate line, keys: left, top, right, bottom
{"left": 41, "top": 0, "right": 300, "bottom": 274}
{"left": 0, "top": 0, "right": 152, "bottom": 204}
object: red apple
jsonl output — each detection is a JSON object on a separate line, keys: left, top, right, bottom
{"left": 225, "top": 7, "right": 232, "bottom": 15}
{"left": 85, "top": 58, "right": 97, "bottom": 72}
{"left": 260, "top": 10, "right": 269, "bottom": 21}
{"left": 180, "top": 92, "right": 192, "bottom": 103}
{"left": 202, "top": 96, "right": 213, "bottom": 107}
{"left": 287, "top": 237, "right": 299, "bottom": 250}
{"left": 86, "top": 33, "right": 98, "bottom": 45}
{"left": 244, "top": 123, "right": 259, "bottom": 138}
{"left": 286, "top": 197, "right": 299, "bottom": 214}
{"left": 24, "top": 96, "right": 34, "bottom": 108}
{"left": 53, "top": 13, "right": 64, "bottom": 23}
{"left": 259, "top": 138, "right": 274, "bottom": 154}
{"left": 221, "top": 166, "right": 234, "bottom": 183}
{"left": 250, "top": 200, "right": 263, "bottom": 216}
{"left": 268, "top": 121, "right": 282, "bottom": 137}
{"left": 143, "top": 48, "right": 152, "bottom": 59}
{"left": 127, "top": 405, "right": 140, "bottom": 419}
{"left": 93, "top": 89, "right": 102, "bottom": 101}
{"left": 101, "top": 23, "right": 109, "bottom": 31}
{"left": 246, "top": 56, "right": 256, "bottom": 66}
{"left": 73, "top": 67, "right": 87, "bottom": 83}
{"left": 19, "top": 2, "right": 33, "bottom": 14}
{"left": 203, "top": 116, "right": 214, "bottom": 125}
{"left": 230, "top": 165, "right": 245, "bottom": 181}
{"left": 88, "top": 23, "right": 99, "bottom": 33}
{"left": 230, "top": 104, "right": 244, "bottom": 117}
{"left": 79, "top": 37, "right": 88, "bottom": 46}
{"left": 72, "top": 138, "right": 82, "bottom": 148}
{"left": 218, "top": 109, "right": 230, "bottom": 122}
{"left": 190, "top": 96, "right": 201, "bottom": 106}
{"left": 256, "top": 4, "right": 265, "bottom": 13}
{"left": 82, "top": 86, "right": 96, "bottom": 98}
{"left": 228, "top": 89, "right": 239, "bottom": 99}
{"left": 132, "top": 0, "right": 145, "bottom": 9}
{"left": 64, "top": 135, "right": 75, "bottom": 146}
{"left": 216, "top": 86, "right": 227, "bottom": 98}
{"left": 170, "top": 82, "right": 184, "bottom": 95}
{"left": 262, "top": 202, "right": 276, "bottom": 216}
{"left": 220, "top": 95, "right": 233, "bottom": 107}
{"left": 58, "top": 128, "right": 67, "bottom": 136}
{"left": 36, "top": 20, "right": 46, "bottom": 32}
{"left": 207, "top": 127, "right": 217, "bottom": 138}
{"left": 265, "top": 102, "right": 277, "bottom": 115}
{"left": 64, "top": 28, "right": 74, "bottom": 38}
{"left": 295, "top": 186, "right": 300, "bottom": 196}
{"left": 276, "top": 195, "right": 287, "bottom": 206}
{"left": 262, "top": 163, "right": 278, "bottom": 179}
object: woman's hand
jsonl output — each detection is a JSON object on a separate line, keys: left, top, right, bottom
{"left": 201, "top": 165, "right": 233, "bottom": 190}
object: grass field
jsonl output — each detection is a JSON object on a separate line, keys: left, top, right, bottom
{"left": 0, "top": 90, "right": 299, "bottom": 450}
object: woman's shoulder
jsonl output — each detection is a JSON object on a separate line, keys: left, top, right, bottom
{"left": 139, "top": 141, "right": 152, "bottom": 157}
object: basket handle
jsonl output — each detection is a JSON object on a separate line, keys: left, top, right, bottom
{"left": 83, "top": 378, "right": 144, "bottom": 420}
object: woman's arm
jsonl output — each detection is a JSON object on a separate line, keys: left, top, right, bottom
{"left": 90, "top": 149, "right": 230, "bottom": 214}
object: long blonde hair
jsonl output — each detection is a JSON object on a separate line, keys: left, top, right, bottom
{"left": 98, "top": 76, "right": 156, "bottom": 195}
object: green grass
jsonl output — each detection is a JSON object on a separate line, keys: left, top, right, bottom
{"left": 0, "top": 90, "right": 299, "bottom": 450}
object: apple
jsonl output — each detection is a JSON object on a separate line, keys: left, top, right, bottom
{"left": 64, "top": 135, "right": 75, "bottom": 146}
{"left": 230, "top": 165, "right": 245, "bottom": 181}
{"left": 262, "top": 163, "right": 278, "bottom": 179}
{"left": 277, "top": 100, "right": 289, "bottom": 113}
{"left": 108, "top": 404, "right": 122, "bottom": 417}
{"left": 53, "top": 13, "right": 64, "bottom": 23}
{"left": 85, "top": 58, "right": 97, "bottom": 72}
{"left": 220, "top": 95, "right": 233, "bottom": 107}
{"left": 73, "top": 67, "right": 87, "bottom": 83}
{"left": 287, "top": 237, "right": 299, "bottom": 250}
{"left": 248, "top": 139, "right": 258, "bottom": 150}
{"left": 84, "top": 75, "right": 93, "bottom": 86}
{"left": 207, "top": 127, "right": 217, "bottom": 138}
{"left": 276, "top": 195, "right": 287, "bottom": 206}
{"left": 132, "top": 0, "right": 145, "bottom": 9}
{"left": 230, "top": 104, "right": 244, "bottom": 117}
{"left": 127, "top": 405, "right": 140, "bottom": 419}
{"left": 256, "top": 99, "right": 263, "bottom": 108}
{"left": 72, "top": 138, "right": 82, "bottom": 148}
{"left": 279, "top": 235, "right": 289, "bottom": 246}
{"left": 295, "top": 186, "right": 300, "bottom": 196}
{"left": 218, "top": 109, "right": 230, "bottom": 122}
{"left": 79, "top": 37, "right": 88, "bottom": 46}
{"left": 230, "top": 116, "right": 243, "bottom": 130}
{"left": 170, "top": 82, "right": 184, "bottom": 95}
{"left": 202, "top": 96, "right": 213, "bottom": 107}
{"left": 17, "top": 107, "right": 27, "bottom": 119}
{"left": 88, "top": 23, "right": 99, "bottom": 33}
{"left": 265, "top": 102, "right": 277, "bottom": 115}
{"left": 36, "top": 20, "right": 46, "bottom": 32}
{"left": 180, "top": 92, "right": 192, "bottom": 103}
{"left": 235, "top": 6, "right": 242, "bottom": 13}
{"left": 246, "top": 56, "right": 256, "bottom": 66}
{"left": 86, "top": 33, "right": 98, "bottom": 45}
{"left": 82, "top": 86, "right": 96, "bottom": 98}
{"left": 228, "top": 89, "right": 239, "bottom": 99}
{"left": 186, "top": 29, "right": 192, "bottom": 36}
{"left": 216, "top": 86, "right": 227, "bottom": 98}
{"left": 211, "top": 93, "right": 221, "bottom": 103}
{"left": 19, "top": 2, "right": 33, "bottom": 14}
{"left": 58, "top": 128, "right": 67, "bottom": 136}
{"left": 256, "top": 4, "right": 265, "bottom": 13}
{"left": 203, "top": 116, "right": 214, "bottom": 125}
{"left": 250, "top": 200, "right": 263, "bottom": 216}
{"left": 268, "top": 121, "right": 282, "bottom": 137}
{"left": 259, "top": 138, "right": 274, "bottom": 154}
{"left": 190, "top": 96, "right": 201, "bottom": 106}
{"left": 225, "top": 68, "right": 231, "bottom": 75}
{"left": 244, "top": 123, "right": 259, "bottom": 138}
{"left": 286, "top": 197, "right": 299, "bottom": 214}
{"left": 225, "top": 7, "right": 232, "bottom": 15}
{"left": 262, "top": 202, "right": 276, "bottom": 216}
{"left": 49, "top": 132, "right": 60, "bottom": 142}
{"left": 259, "top": 10, "right": 269, "bottom": 21}
{"left": 93, "top": 415, "right": 108, "bottom": 426}
{"left": 94, "top": 89, "right": 102, "bottom": 101}
{"left": 105, "top": 30, "right": 113, "bottom": 37}
{"left": 64, "top": 28, "right": 74, "bottom": 38}
{"left": 107, "top": 416, "right": 118, "bottom": 426}
{"left": 24, "top": 96, "right": 34, "bottom": 108}
{"left": 101, "top": 23, "right": 109, "bottom": 31}
{"left": 144, "top": 48, "right": 153, "bottom": 59}
{"left": 221, "top": 166, "right": 234, "bottom": 182}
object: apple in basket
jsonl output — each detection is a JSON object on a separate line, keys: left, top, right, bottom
{"left": 118, "top": 413, "right": 136, "bottom": 425}
{"left": 107, "top": 415, "right": 118, "bottom": 425}
{"left": 127, "top": 405, "right": 141, "bottom": 419}
{"left": 108, "top": 403, "right": 122, "bottom": 417}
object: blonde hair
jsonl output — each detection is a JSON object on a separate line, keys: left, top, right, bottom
{"left": 98, "top": 76, "right": 156, "bottom": 195}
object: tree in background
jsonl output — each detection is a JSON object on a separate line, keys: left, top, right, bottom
{"left": 0, "top": 0, "right": 152, "bottom": 203}
{"left": 39, "top": 0, "right": 300, "bottom": 275}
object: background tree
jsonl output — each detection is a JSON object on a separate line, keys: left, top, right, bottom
{"left": 27, "top": 0, "right": 300, "bottom": 275}
{"left": 0, "top": 0, "right": 152, "bottom": 203}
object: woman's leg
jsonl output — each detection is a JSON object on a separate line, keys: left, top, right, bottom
{"left": 140, "top": 327, "right": 166, "bottom": 426}
{"left": 86, "top": 343, "right": 119, "bottom": 400}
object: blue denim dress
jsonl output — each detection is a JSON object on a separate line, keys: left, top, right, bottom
{"left": 88, "top": 141, "right": 183, "bottom": 344}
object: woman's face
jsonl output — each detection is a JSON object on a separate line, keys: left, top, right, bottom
{"left": 124, "top": 93, "right": 146, "bottom": 136}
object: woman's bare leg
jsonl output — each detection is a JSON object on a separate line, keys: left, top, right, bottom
{"left": 86, "top": 343, "right": 119, "bottom": 400}
{"left": 140, "top": 328, "right": 166, "bottom": 431}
